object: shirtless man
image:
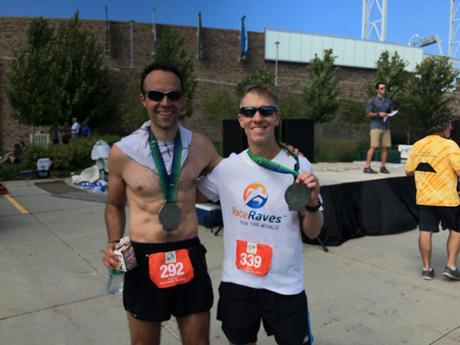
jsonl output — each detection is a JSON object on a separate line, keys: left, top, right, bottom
{"left": 102, "top": 63, "right": 221, "bottom": 345}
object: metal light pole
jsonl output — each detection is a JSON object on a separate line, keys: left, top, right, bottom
{"left": 274, "top": 41, "right": 280, "bottom": 86}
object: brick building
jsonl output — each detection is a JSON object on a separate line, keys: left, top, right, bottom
{"left": 0, "top": 16, "right": 456, "bottom": 151}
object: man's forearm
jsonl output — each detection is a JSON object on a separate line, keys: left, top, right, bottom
{"left": 105, "top": 204, "right": 126, "bottom": 242}
{"left": 301, "top": 211, "right": 324, "bottom": 240}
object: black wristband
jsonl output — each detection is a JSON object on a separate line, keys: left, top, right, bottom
{"left": 305, "top": 202, "right": 322, "bottom": 213}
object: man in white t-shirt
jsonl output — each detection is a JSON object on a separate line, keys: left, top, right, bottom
{"left": 198, "top": 85, "right": 324, "bottom": 345}
{"left": 71, "top": 117, "right": 81, "bottom": 139}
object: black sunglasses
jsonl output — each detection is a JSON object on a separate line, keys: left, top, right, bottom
{"left": 145, "top": 90, "right": 183, "bottom": 102}
{"left": 239, "top": 106, "right": 278, "bottom": 117}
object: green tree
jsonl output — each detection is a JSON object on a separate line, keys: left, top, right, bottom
{"left": 401, "top": 56, "right": 457, "bottom": 142}
{"left": 370, "top": 51, "right": 410, "bottom": 106}
{"left": 202, "top": 89, "right": 238, "bottom": 124}
{"left": 235, "top": 68, "right": 275, "bottom": 97}
{"left": 6, "top": 17, "right": 55, "bottom": 125}
{"left": 6, "top": 14, "right": 111, "bottom": 127}
{"left": 120, "top": 83, "right": 147, "bottom": 134}
{"left": 303, "top": 49, "right": 340, "bottom": 124}
{"left": 49, "top": 12, "right": 110, "bottom": 126}
{"left": 279, "top": 93, "right": 304, "bottom": 118}
{"left": 337, "top": 98, "right": 367, "bottom": 128}
{"left": 154, "top": 29, "right": 196, "bottom": 118}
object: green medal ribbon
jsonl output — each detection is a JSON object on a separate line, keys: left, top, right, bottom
{"left": 147, "top": 127, "right": 182, "bottom": 203}
{"left": 247, "top": 148, "right": 299, "bottom": 177}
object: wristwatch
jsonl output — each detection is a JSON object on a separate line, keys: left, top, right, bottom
{"left": 305, "top": 201, "right": 322, "bottom": 213}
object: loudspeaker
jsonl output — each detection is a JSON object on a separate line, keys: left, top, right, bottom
{"left": 222, "top": 119, "right": 282, "bottom": 157}
{"left": 222, "top": 119, "right": 247, "bottom": 158}
{"left": 452, "top": 119, "right": 460, "bottom": 146}
{"left": 281, "top": 119, "right": 314, "bottom": 162}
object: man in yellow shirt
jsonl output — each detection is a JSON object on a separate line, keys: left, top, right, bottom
{"left": 405, "top": 113, "right": 460, "bottom": 280}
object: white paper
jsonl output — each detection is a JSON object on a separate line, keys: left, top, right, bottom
{"left": 384, "top": 110, "right": 398, "bottom": 122}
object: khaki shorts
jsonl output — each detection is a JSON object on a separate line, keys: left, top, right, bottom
{"left": 370, "top": 128, "right": 391, "bottom": 148}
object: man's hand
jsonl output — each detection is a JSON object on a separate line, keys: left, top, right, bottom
{"left": 296, "top": 171, "right": 320, "bottom": 206}
{"left": 379, "top": 112, "right": 387, "bottom": 118}
{"left": 103, "top": 241, "right": 121, "bottom": 270}
{"left": 280, "top": 142, "right": 304, "bottom": 157}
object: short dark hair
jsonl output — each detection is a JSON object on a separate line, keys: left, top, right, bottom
{"left": 140, "top": 63, "right": 185, "bottom": 94}
{"left": 240, "top": 84, "right": 279, "bottom": 109}
{"left": 427, "top": 113, "right": 452, "bottom": 134}
{"left": 375, "top": 82, "right": 385, "bottom": 90}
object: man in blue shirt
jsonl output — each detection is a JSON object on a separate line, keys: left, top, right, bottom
{"left": 363, "top": 82, "right": 393, "bottom": 174}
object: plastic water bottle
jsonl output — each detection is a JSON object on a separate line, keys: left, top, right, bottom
{"left": 107, "top": 269, "right": 124, "bottom": 295}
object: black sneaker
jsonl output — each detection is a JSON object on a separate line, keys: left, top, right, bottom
{"left": 422, "top": 268, "right": 434, "bottom": 280}
{"left": 363, "top": 167, "right": 378, "bottom": 174}
{"left": 380, "top": 166, "right": 390, "bottom": 174}
{"left": 443, "top": 266, "right": 460, "bottom": 280}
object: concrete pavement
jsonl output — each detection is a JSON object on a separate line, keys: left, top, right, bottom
{"left": 1, "top": 166, "right": 460, "bottom": 345}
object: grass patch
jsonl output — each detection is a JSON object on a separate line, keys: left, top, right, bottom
{"left": 315, "top": 137, "right": 361, "bottom": 162}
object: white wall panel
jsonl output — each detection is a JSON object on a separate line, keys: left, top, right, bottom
{"left": 265, "top": 29, "right": 423, "bottom": 71}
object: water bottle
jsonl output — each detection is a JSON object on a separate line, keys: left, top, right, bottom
{"left": 107, "top": 268, "right": 124, "bottom": 295}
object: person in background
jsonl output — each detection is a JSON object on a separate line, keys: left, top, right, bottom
{"left": 81, "top": 119, "right": 91, "bottom": 137}
{"left": 405, "top": 113, "right": 460, "bottom": 281}
{"left": 363, "top": 82, "right": 393, "bottom": 174}
{"left": 71, "top": 117, "right": 81, "bottom": 139}
{"left": 50, "top": 123, "right": 60, "bottom": 144}
{"left": 0, "top": 141, "right": 25, "bottom": 164}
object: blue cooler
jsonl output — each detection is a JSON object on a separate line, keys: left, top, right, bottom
{"left": 36, "top": 158, "right": 52, "bottom": 178}
{"left": 195, "top": 203, "right": 223, "bottom": 230}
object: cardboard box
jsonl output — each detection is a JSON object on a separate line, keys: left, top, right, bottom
{"left": 195, "top": 203, "right": 223, "bottom": 228}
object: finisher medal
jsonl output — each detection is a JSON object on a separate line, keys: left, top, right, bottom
{"left": 159, "top": 203, "right": 182, "bottom": 231}
{"left": 148, "top": 127, "right": 183, "bottom": 232}
{"left": 247, "top": 149, "right": 312, "bottom": 212}
{"left": 284, "top": 182, "right": 311, "bottom": 212}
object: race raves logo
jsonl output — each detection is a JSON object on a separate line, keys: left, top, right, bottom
{"left": 243, "top": 183, "right": 268, "bottom": 209}
{"left": 232, "top": 182, "right": 282, "bottom": 224}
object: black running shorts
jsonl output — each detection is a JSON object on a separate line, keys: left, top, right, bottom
{"left": 123, "top": 237, "right": 214, "bottom": 321}
{"left": 217, "top": 282, "right": 313, "bottom": 345}
{"left": 418, "top": 205, "right": 460, "bottom": 233}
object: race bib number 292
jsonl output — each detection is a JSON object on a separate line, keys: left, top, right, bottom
{"left": 148, "top": 249, "right": 194, "bottom": 288}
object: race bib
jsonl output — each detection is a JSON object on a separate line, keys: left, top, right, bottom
{"left": 236, "top": 240, "right": 272, "bottom": 276}
{"left": 148, "top": 249, "right": 194, "bottom": 288}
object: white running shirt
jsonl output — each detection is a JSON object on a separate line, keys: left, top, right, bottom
{"left": 198, "top": 148, "right": 313, "bottom": 295}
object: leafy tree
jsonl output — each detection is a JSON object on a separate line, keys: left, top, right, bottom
{"left": 202, "top": 89, "right": 238, "bottom": 124}
{"left": 6, "top": 17, "right": 55, "bottom": 125}
{"left": 235, "top": 68, "right": 275, "bottom": 97}
{"left": 370, "top": 51, "right": 410, "bottom": 106}
{"left": 303, "top": 49, "right": 340, "bottom": 124}
{"left": 400, "top": 56, "right": 457, "bottom": 142}
{"left": 154, "top": 29, "right": 196, "bottom": 118}
{"left": 279, "top": 93, "right": 304, "bottom": 119}
{"left": 6, "top": 14, "right": 111, "bottom": 127}
{"left": 337, "top": 98, "right": 367, "bottom": 127}
{"left": 48, "top": 13, "right": 110, "bottom": 126}
{"left": 120, "top": 83, "right": 148, "bottom": 134}
{"left": 392, "top": 56, "right": 456, "bottom": 144}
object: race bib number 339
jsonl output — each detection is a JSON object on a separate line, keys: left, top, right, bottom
{"left": 236, "top": 240, "right": 272, "bottom": 276}
{"left": 148, "top": 249, "right": 194, "bottom": 288}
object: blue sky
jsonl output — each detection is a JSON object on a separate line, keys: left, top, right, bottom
{"left": 0, "top": 1, "right": 453, "bottom": 56}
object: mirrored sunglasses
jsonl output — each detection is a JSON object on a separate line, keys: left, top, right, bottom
{"left": 239, "top": 105, "right": 278, "bottom": 117}
{"left": 145, "top": 90, "right": 183, "bottom": 102}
